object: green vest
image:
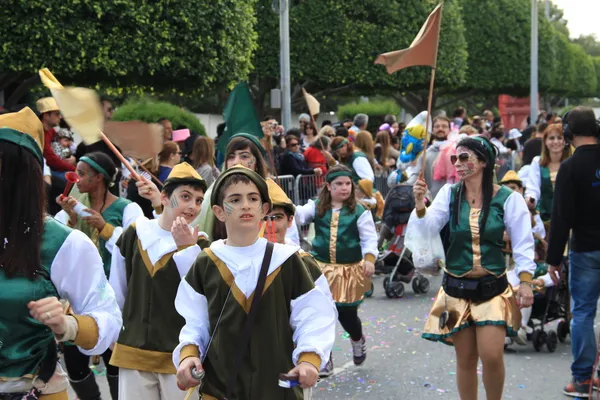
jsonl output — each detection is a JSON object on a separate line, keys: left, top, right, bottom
{"left": 446, "top": 185, "right": 512, "bottom": 277}
{"left": 346, "top": 151, "right": 367, "bottom": 182}
{"left": 0, "top": 218, "right": 69, "bottom": 378}
{"left": 538, "top": 165, "right": 553, "bottom": 222}
{"left": 111, "top": 225, "right": 210, "bottom": 374}
{"left": 186, "top": 249, "right": 315, "bottom": 400}
{"left": 311, "top": 201, "right": 366, "bottom": 264}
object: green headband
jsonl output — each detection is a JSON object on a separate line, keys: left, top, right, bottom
{"left": 333, "top": 138, "right": 348, "bottom": 151}
{"left": 326, "top": 170, "right": 353, "bottom": 183}
{"left": 80, "top": 156, "right": 112, "bottom": 181}
{"left": 471, "top": 136, "right": 496, "bottom": 160}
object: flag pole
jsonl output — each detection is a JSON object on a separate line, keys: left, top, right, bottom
{"left": 99, "top": 132, "right": 141, "bottom": 181}
{"left": 418, "top": 67, "right": 437, "bottom": 181}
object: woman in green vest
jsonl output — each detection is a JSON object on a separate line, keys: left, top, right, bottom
{"left": 0, "top": 108, "right": 122, "bottom": 400}
{"left": 330, "top": 136, "right": 375, "bottom": 183}
{"left": 525, "top": 123, "right": 572, "bottom": 231}
{"left": 410, "top": 136, "right": 536, "bottom": 400}
{"left": 295, "top": 165, "right": 377, "bottom": 375}
{"left": 55, "top": 151, "right": 143, "bottom": 400}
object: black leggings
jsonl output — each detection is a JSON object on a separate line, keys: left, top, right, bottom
{"left": 336, "top": 305, "right": 363, "bottom": 341}
{"left": 63, "top": 346, "right": 118, "bottom": 380}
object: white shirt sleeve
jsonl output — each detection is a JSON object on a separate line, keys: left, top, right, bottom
{"left": 539, "top": 272, "right": 555, "bottom": 288}
{"left": 173, "top": 245, "right": 203, "bottom": 278}
{"left": 357, "top": 209, "right": 378, "bottom": 259}
{"left": 108, "top": 246, "right": 127, "bottom": 311}
{"left": 525, "top": 157, "right": 541, "bottom": 202}
{"left": 172, "top": 279, "right": 210, "bottom": 367}
{"left": 54, "top": 210, "right": 69, "bottom": 225}
{"left": 295, "top": 200, "right": 316, "bottom": 225}
{"left": 104, "top": 202, "right": 144, "bottom": 256}
{"left": 504, "top": 192, "right": 536, "bottom": 277}
{"left": 290, "top": 287, "right": 337, "bottom": 369}
{"left": 532, "top": 213, "right": 546, "bottom": 238}
{"left": 285, "top": 217, "right": 301, "bottom": 246}
{"left": 407, "top": 183, "right": 452, "bottom": 235}
{"left": 352, "top": 157, "right": 374, "bottom": 181}
{"left": 51, "top": 230, "right": 122, "bottom": 355}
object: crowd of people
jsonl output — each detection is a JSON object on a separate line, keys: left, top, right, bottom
{"left": 0, "top": 95, "right": 599, "bottom": 400}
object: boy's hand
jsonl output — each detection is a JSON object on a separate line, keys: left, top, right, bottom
{"left": 172, "top": 217, "right": 199, "bottom": 248}
{"left": 176, "top": 357, "right": 203, "bottom": 390}
{"left": 136, "top": 176, "right": 161, "bottom": 207}
{"left": 286, "top": 362, "right": 319, "bottom": 388}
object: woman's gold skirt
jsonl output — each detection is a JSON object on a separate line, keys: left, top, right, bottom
{"left": 317, "top": 260, "right": 370, "bottom": 306}
{"left": 422, "top": 286, "right": 522, "bottom": 345}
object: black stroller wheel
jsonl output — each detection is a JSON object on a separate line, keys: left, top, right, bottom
{"left": 419, "top": 277, "right": 430, "bottom": 293}
{"left": 532, "top": 330, "right": 546, "bottom": 352}
{"left": 547, "top": 330, "right": 558, "bottom": 353}
{"left": 557, "top": 320, "right": 569, "bottom": 343}
{"left": 412, "top": 277, "right": 422, "bottom": 294}
{"left": 365, "top": 282, "right": 374, "bottom": 298}
{"left": 392, "top": 282, "right": 405, "bottom": 298}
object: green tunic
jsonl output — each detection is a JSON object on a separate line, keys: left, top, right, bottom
{"left": 0, "top": 218, "right": 69, "bottom": 378}
{"left": 538, "top": 165, "right": 553, "bottom": 222}
{"left": 446, "top": 185, "right": 513, "bottom": 277}
{"left": 311, "top": 202, "right": 366, "bottom": 264}
{"left": 110, "top": 225, "right": 210, "bottom": 374}
{"left": 186, "top": 249, "right": 316, "bottom": 400}
{"left": 345, "top": 151, "right": 367, "bottom": 183}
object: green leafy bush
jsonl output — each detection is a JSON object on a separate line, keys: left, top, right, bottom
{"left": 112, "top": 99, "right": 206, "bottom": 136}
{"left": 337, "top": 100, "right": 401, "bottom": 134}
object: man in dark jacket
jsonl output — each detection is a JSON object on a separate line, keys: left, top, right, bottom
{"left": 547, "top": 106, "right": 600, "bottom": 397}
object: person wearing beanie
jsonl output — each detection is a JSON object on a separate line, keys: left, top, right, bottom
{"left": 174, "top": 165, "right": 336, "bottom": 399}
{"left": 108, "top": 163, "right": 209, "bottom": 399}
{"left": 0, "top": 107, "right": 121, "bottom": 399}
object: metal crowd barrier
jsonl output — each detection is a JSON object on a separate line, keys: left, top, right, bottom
{"left": 272, "top": 172, "right": 390, "bottom": 206}
{"left": 294, "top": 174, "right": 325, "bottom": 205}
{"left": 275, "top": 175, "right": 297, "bottom": 205}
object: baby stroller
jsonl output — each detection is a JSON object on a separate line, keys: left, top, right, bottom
{"left": 368, "top": 184, "right": 430, "bottom": 299}
{"left": 528, "top": 259, "right": 571, "bottom": 353}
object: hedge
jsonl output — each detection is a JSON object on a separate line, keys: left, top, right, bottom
{"left": 112, "top": 98, "right": 205, "bottom": 136}
{"left": 337, "top": 100, "right": 402, "bottom": 134}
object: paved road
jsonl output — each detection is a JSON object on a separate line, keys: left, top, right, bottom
{"left": 75, "top": 275, "right": 590, "bottom": 400}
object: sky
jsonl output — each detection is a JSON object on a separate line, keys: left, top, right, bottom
{"left": 550, "top": 0, "right": 600, "bottom": 39}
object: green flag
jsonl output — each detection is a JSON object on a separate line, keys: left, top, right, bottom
{"left": 218, "top": 82, "right": 263, "bottom": 153}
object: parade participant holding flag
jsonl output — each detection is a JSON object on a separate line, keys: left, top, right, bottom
{"left": 410, "top": 136, "right": 535, "bottom": 400}
{"left": 109, "top": 163, "right": 209, "bottom": 399}
{"left": 54, "top": 151, "right": 143, "bottom": 400}
{"left": 0, "top": 107, "right": 122, "bottom": 400}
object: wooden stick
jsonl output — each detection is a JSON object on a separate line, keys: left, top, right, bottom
{"left": 99, "top": 131, "right": 141, "bottom": 181}
{"left": 419, "top": 68, "right": 437, "bottom": 180}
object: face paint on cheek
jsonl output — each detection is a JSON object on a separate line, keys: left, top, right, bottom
{"left": 223, "top": 201, "right": 234, "bottom": 216}
{"left": 246, "top": 156, "right": 256, "bottom": 169}
{"left": 169, "top": 195, "right": 179, "bottom": 209}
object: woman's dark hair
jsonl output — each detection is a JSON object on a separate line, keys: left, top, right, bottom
{"left": 303, "top": 120, "right": 316, "bottom": 137}
{"left": 0, "top": 141, "right": 46, "bottom": 279}
{"left": 316, "top": 165, "right": 356, "bottom": 218}
{"left": 335, "top": 126, "right": 349, "bottom": 138}
{"left": 224, "top": 137, "right": 267, "bottom": 178}
{"left": 506, "top": 139, "right": 519, "bottom": 151}
{"left": 285, "top": 135, "right": 300, "bottom": 146}
{"left": 286, "top": 128, "right": 302, "bottom": 138}
{"left": 451, "top": 137, "right": 497, "bottom": 236}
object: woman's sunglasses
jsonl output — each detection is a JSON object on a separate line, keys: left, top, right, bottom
{"left": 450, "top": 152, "right": 471, "bottom": 164}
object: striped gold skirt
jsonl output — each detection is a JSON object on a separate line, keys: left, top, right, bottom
{"left": 422, "top": 285, "right": 522, "bottom": 345}
{"left": 317, "top": 260, "right": 370, "bottom": 306}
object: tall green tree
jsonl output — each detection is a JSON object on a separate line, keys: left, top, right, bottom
{"left": 0, "top": 0, "right": 258, "bottom": 107}
{"left": 251, "top": 0, "right": 468, "bottom": 115}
